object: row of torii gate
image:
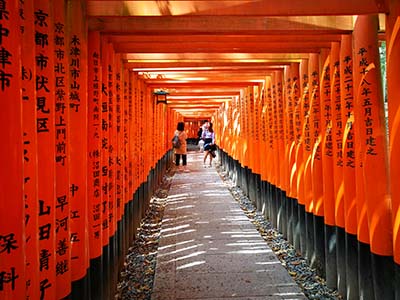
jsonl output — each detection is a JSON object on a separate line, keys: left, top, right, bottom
{"left": 2, "top": 0, "right": 400, "bottom": 300}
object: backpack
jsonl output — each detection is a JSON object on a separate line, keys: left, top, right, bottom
{"left": 172, "top": 135, "right": 181, "bottom": 148}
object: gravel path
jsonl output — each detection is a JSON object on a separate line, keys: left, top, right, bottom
{"left": 116, "top": 160, "right": 342, "bottom": 300}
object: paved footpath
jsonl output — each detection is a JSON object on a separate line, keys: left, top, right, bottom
{"left": 151, "top": 152, "right": 307, "bottom": 300}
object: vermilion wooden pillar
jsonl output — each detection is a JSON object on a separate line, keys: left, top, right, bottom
{"left": 87, "top": 30, "right": 103, "bottom": 300}
{"left": 283, "top": 66, "right": 294, "bottom": 201}
{"left": 330, "top": 41, "right": 347, "bottom": 296}
{"left": 295, "top": 60, "right": 307, "bottom": 214}
{"left": 19, "top": 0, "right": 39, "bottom": 299}
{"left": 353, "top": 14, "right": 394, "bottom": 300}
{"left": 306, "top": 53, "right": 321, "bottom": 267}
{"left": 320, "top": 46, "right": 336, "bottom": 287}
{"left": 340, "top": 32, "right": 359, "bottom": 300}
{"left": 386, "top": 2, "right": 400, "bottom": 298}
{"left": 264, "top": 77, "right": 273, "bottom": 186}
{"left": 53, "top": 1, "right": 71, "bottom": 298}
{"left": 300, "top": 58, "right": 310, "bottom": 256}
{"left": 0, "top": 1, "right": 25, "bottom": 300}
{"left": 321, "top": 49, "right": 335, "bottom": 228}
{"left": 288, "top": 62, "right": 300, "bottom": 245}
{"left": 34, "top": 1, "right": 57, "bottom": 299}
{"left": 289, "top": 62, "right": 300, "bottom": 202}
{"left": 68, "top": 1, "right": 89, "bottom": 297}
{"left": 274, "top": 70, "right": 284, "bottom": 203}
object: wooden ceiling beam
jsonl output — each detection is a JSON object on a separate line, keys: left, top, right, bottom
{"left": 113, "top": 41, "right": 331, "bottom": 53}
{"left": 88, "top": 16, "right": 354, "bottom": 34}
{"left": 147, "top": 81, "right": 260, "bottom": 88}
{"left": 105, "top": 33, "right": 343, "bottom": 43}
{"left": 124, "top": 61, "right": 291, "bottom": 68}
{"left": 87, "top": 1, "right": 388, "bottom": 17}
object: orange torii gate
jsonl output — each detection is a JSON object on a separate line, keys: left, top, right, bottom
{"left": 2, "top": 0, "right": 400, "bottom": 300}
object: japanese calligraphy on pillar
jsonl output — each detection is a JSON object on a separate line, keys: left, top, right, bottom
{"left": 19, "top": 0, "right": 39, "bottom": 298}
{"left": 357, "top": 47, "right": 377, "bottom": 156}
{"left": 34, "top": 1, "right": 57, "bottom": 298}
{"left": 286, "top": 74, "right": 294, "bottom": 143}
{"left": 267, "top": 83, "right": 274, "bottom": 151}
{"left": 88, "top": 31, "right": 102, "bottom": 259}
{"left": 340, "top": 34, "right": 357, "bottom": 236}
{"left": 101, "top": 39, "right": 110, "bottom": 246}
{"left": 342, "top": 50, "right": 355, "bottom": 169}
{"left": 303, "top": 72, "right": 311, "bottom": 153}
{"left": 293, "top": 73, "right": 301, "bottom": 145}
{"left": 310, "top": 70, "right": 321, "bottom": 161}
{"left": 0, "top": 1, "right": 25, "bottom": 299}
{"left": 123, "top": 70, "right": 130, "bottom": 205}
{"left": 322, "top": 63, "right": 333, "bottom": 157}
{"left": 139, "top": 88, "right": 145, "bottom": 182}
{"left": 115, "top": 56, "right": 123, "bottom": 224}
{"left": 332, "top": 59, "right": 343, "bottom": 167}
{"left": 53, "top": 1, "right": 70, "bottom": 297}
{"left": 68, "top": 0, "right": 88, "bottom": 279}
{"left": 353, "top": 15, "right": 392, "bottom": 255}
{"left": 128, "top": 71, "right": 135, "bottom": 194}
{"left": 107, "top": 46, "right": 116, "bottom": 236}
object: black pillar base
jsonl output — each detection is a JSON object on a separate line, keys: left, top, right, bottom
{"left": 71, "top": 270, "right": 90, "bottom": 300}
{"left": 297, "top": 204, "right": 306, "bottom": 255}
{"left": 278, "top": 189, "right": 286, "bottom": 237}
{"left": 396, "top": 262, "right": 400, "bottom": 300}
{"left": 336, "top": 226, "right": 346, "bottom": 297}
{"left": 345, "top": 232, "right": 359, "bottom": 300}
{"left": 313, "top": 215, "right": 325, "bottom": 278}
{"left": 371, "top": 252, "right": 394, "bottom": 300}
{"left": 89, "top": 256, "right": 103, "bottom": 300}
{"left": 358, "top": 241, "right": 375, "bottom": 300}
{"left": 324, "top": 224, "right": 337, "bottom": 289}
{"left": 305, "top": 211, "right": 314, "bottom": 264}
{"left": 287, "top": 197, "right": 297, "bottom": 246}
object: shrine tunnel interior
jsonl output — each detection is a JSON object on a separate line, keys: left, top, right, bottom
{"left": 2, "top": 1, "right": 400, "bottom": 300}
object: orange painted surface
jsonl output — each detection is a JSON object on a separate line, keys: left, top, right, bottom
{"left": 299, "top": 58, "right": 310, "bottom": 207}
{"left": 387, "top": 1, "right": 400, "bottom": 264}
{"left": 263, "top": 77, "right": 273, "bottom": 183}
{"left": 321, "top": 49, "right": 335, "bottom": 226}
{"left": 353, "top": 15, "right": 392, "bottom": 255}
{"left": 330, "top": 41, "right": 345, "bottom": 229}
{"left": 130, "top": 71, "right": 138, "bottom": 193}
{"left": 107, "top": 43, "right": 117, "bottom": 237}
{"left": 274, "top": 71, "right": 285, "bottom": 190}
{"left": 68, "top": 0, "right": 89, "bottom": 279}
{"left": 0, "top": 2, "right": 25, "bottom": 299}
{"left": 53, "top": 1, "right": 71, "bottom": 297}
{"left": 101, "top": 37, "right": 110, "bottom": 247}
{"left": 289, "top": 63, "right": 300, "bottom": 200}
{"left": 283, "top": 66, "right": 293, "bottom": 196}
{"left": 35, "top": 1, "right": 57, "bottom": 298}
{"left": 268, "top": 76, "right": 278, "bottom": 185}
{"left": 115, "top": 54, "right": 124, "bottom": 223}
{"left": 19, "top": 0, "right": 39, "bottom": 298}
{"left": 308, "top": 53, "right": 323, "bottom": 215}
{"left": 88, "top": 31, "right": 103, "bottom": 259}
{"left": 123, "top": 69, "right": 131, "bottom": 204}
{"left": 340, "top": 34, "right": 358, "bottom": 235}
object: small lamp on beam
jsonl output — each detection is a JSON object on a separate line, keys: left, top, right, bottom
{"left": 153, "top": 90, "right": 169, "bottom": 104}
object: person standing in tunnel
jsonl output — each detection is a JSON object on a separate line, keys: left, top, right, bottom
{"left": 202, "top": 122, "right": 216, "bottom": 167}
{"left": 174, "top": 121, "right": 189, "bottom": 172}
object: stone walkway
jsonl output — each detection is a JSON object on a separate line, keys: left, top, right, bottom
{"left": 151, "top": 152, "right": 307, "bottom": 300}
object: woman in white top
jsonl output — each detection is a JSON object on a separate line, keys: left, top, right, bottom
{"left": 201, "top": 122, "right": 216, "bottom": 167}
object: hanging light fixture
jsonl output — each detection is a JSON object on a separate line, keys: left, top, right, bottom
{"left": 153, "top": 90, "right": 169, "bottom": 104}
